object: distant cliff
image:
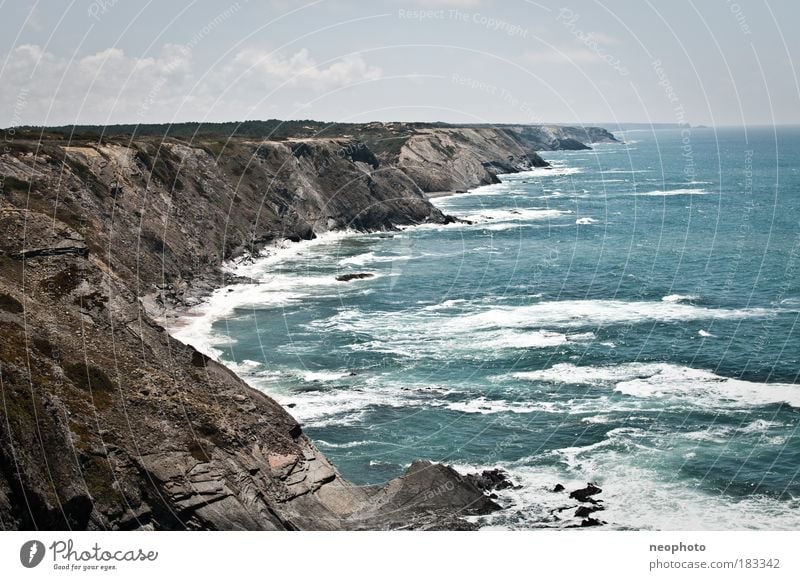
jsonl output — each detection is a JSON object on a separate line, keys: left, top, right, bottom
{"left": 0, "top": 121, "right": 614, "bottom": 530}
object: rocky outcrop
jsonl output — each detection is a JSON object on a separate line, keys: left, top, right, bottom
{"left": 396, "top": 127, "right": 548, "bottom": 192}
{"left": 509, "top": 124, "right": 619, "bottom": 150}
{"left": 0, "top": 121, "right": 611, "bottom": 530}
{"left": 347, "top": 461, "right": 502, "bottom": 530}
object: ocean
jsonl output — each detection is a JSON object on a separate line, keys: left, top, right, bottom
{"left": 174, "top": 127, "right": 800, "bottom": 529}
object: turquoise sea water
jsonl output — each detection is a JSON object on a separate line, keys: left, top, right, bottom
{"left": 176, "top": 127, "right": 800, "bottom": 529}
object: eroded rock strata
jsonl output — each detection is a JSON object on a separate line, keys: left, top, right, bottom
{"left": 0, "top": 122, "right": 615, "bottom": 530}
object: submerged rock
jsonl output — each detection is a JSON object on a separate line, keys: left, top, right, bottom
{"left": 335, "top": 272, "right": 374, "bottom": 282}
{"left": 467, "top": 468, "right": 515, "bottom": 492}
{"left": 575, "top": 505, "right": 604, "bottom": 518}
{"left": 570, "top": 483, "right": 603, "bottom": 503}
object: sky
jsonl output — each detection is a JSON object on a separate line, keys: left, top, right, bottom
{"left": 1, "top": 0, "right": 798, "bottom": 127}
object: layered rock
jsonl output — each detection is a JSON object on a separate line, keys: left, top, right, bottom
{"left": 509, "top": 124, "right": 619, "bottom": 150}
{"left": 396, "top": 127, "right": 548, "bottom": 192}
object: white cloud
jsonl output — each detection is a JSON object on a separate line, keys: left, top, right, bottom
{"left": 0, "top": 44, "right": 382, "bottom": 126}
{"left": 230, "top": 48, "right": 382, "bottom": 90}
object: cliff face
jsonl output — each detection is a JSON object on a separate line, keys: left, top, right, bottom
{"left": 509, "top": 124, "right": 618, "bottom": 150}
{"left": 396, "top": 127, "right": 548, "bottom": 192}
{"left": 0, "top": 122, "right": 611, "bottom": 530}
{"left": 0, "top": 198, "right": 370, "bottom": 530}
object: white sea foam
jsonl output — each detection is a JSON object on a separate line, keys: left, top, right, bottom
{"left": 484, "top": 330, "right": 568, "bottom": 349}
{"left": 683, "top": 426, "right": 734, "bottom": 443}
{"left": 740, "top": 419, "right": 782, "bottom": 434}
{"left": 169, "top": 230, "right": 388, "bottom": 357}
{"left": 575, "top": 217, "right": 598, "bottom": 225}
{"left": 445, "top": 398, "right": 518, "bottom": 414}
{"left": 698, "top": 329, "right": 715, "bottom": 338}
{"left": 456, "top": 402, "right": 800, "bottom": 530}
{"left": 661, "top": 294, "right": 700, "bottom": 303}
{"left": 446, "top": 299, "right": 770, "bottom": 333}
{"left": 298, "top": 370, "right": 354, "bottom": 382}
{"left": 227, "top": 230, "right": 359, "bottom": 278}
{"left": 338, "top": 251, "right": 415, "bottom": 267}
{"left": 514, "top": 362, "right": 800, "bottom": 409}
{"left": 480, "top": 222, "right": 535, "bottom": 232}
{"left": 306, "top": 297, "right": 775, "bottom": 364}
{"left": 315, "top": 439, "right": 384, "bottom": 449}
{"left": 444, "top": 396, "right": 569, "bottom": 415}
{"left": 481, "top": 330, "right": 595, "bottom": 350}
{"left": 169, "top": 270, "right": 370, "bottom": 359}
{"left": 506, "top": 166, "right": 583, "bottom": 178}
{"left": 636, "top": 188, "right": 710, "bottom": 196}
{"left": 266, "top": 384, "right": 431, "bottom": 427}
{"left": 581, "top": 415, "right": 612, "bottom": 424}
{"left": 338, "top": 252, "right": 378, "bottom": 266}
{"left": 463, "top": 207, "right": 571, "bottom": 224}
{"left": 469, "top": 454, "right": 800, "bottom": 530}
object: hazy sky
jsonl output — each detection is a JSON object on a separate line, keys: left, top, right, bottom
{"left": 1, "top": 0, "right": 798, "bottom": 127}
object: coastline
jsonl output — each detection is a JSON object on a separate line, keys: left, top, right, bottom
{"left": 0, "top": 123, "right": 618, "bottom": 530}
{"left": 158, "top": 170, "right": 614, "bottom": 531}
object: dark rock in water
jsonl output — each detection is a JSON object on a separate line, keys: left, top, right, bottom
{"left": 552, "top": 483, "right": 565, "bottom": 493}
{"left": 570, "top": 483, "right": 602, "bottom": 502}
{"left": 467, "top": 468, "right": 514, "bottom": 492}
{"left": 580, "top": 517, "right": 605, "bottom": 527}
{"left": 455, "top": 189, "right": 468, "bottom": 193}
{"left": 336, "top": 272, "right": 374, "bottom": 282}
{"left": 575, "top": 505, "right": 604, "bottom": 518}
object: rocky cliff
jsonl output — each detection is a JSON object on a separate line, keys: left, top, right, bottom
{"left": 396, "top": 127, "right": 548, "bottom": 192}
{"left": 508, "top": 124, "right": 618, "bottom": 150}
{"left": 0, "top": 121, "right": 613, "bottom": 530}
